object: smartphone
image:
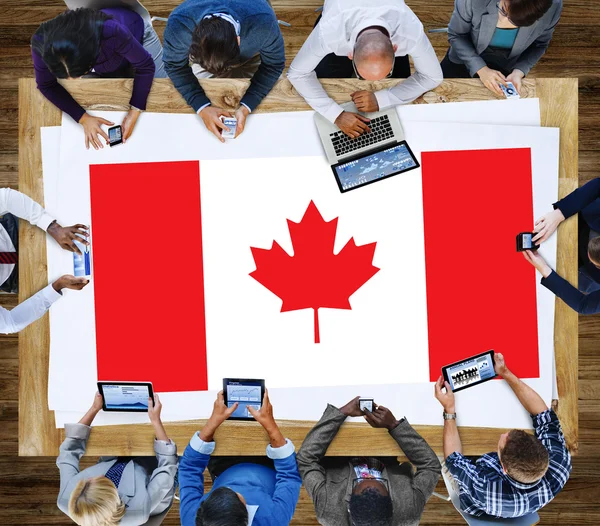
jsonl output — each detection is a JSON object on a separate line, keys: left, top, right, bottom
{"left": 500, "top": 82, "right": 520, "bottom": 99}
{"left": 442, "top": 350, "right": 497, "bottom": 393}
{"left": 516, "top": 232, "right": 539, "bottom": 252}
{"left": 220, "top": 117, "right": 237, "bottom": 140}
{"left": 108, "top": 125, "right": 123, "bottom": 147}
{"left": 359, "top": 398, "right": 374, "bottom": 412}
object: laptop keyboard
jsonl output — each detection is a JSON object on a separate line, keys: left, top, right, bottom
{"left": 330, "top": 115, "right": 394, "bottom": 157}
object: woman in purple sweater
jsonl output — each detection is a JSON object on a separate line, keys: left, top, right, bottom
{"left": 32, "top": 7, "right": 163, "bottom": 150}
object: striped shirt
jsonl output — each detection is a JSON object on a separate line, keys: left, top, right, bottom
{"left": 445, "top": 409, "right": 572, "bottom": 518}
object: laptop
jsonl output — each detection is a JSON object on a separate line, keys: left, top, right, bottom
{"left": 315, "top": 102, "right": 420, "bottom": 193}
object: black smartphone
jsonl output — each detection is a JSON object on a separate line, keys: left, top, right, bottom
{"left": 516, "top": 232, "right": 539, "bottom": 252}
{"left": 108, "top": 125, "right": 123, "bottom": 147}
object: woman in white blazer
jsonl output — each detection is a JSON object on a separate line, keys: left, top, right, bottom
{"left": 56, "top": 393, "right": 178, "bottom": 526}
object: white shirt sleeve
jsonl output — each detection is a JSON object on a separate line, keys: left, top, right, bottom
{"left": 0, "top": 284, "right": 62, "bottom": 334}
{"left": 287, "top": 28, "right": 345, "bottom": 124}
{"left": 0, "top": 188, "right": 54, "bottom": 231}
{"left": 374, "top": 31, "right": 443, "bottom": 109}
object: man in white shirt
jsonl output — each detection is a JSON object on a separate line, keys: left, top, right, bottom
{"left": 287, "top": 0, "right": 443, "bottom": 138}
{"left": 0, "top": 188, "right": 89, "bottom": 334}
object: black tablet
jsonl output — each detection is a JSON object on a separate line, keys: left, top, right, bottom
{"left": 97, "top": 381, "right": 154, "bottom": 412}
{"left": 442, "top": 351, "right": 497, "bottom": 393}
{"left": 331, "top": 141, "right": 420, "bottom": 193}
{"left": 223, "top": 378, "right": 265, "bottom": 421}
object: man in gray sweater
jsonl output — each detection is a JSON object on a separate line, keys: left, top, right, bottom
{"left": 297, "top": 397, "right": 441, "bottom": 526}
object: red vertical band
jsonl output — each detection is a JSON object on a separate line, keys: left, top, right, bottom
{"left": 90, "top": 161, "right": 208, "bottom": 392}
{"left": 421, "top": 149, "right": 540, "bottom": 381}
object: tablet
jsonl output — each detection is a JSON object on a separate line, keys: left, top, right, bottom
{"left": 223, "top": 378, "right": 265, "bottom": 421}
{"left": 97, "top": 381, "right": 154, "bottom": 412}
{"left": 331, "top": 141, "right": 420, "bottom": 193}
{"left": 442, "top": 350, "right": 497, "bottom": 393}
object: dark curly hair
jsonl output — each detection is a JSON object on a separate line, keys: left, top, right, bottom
{"left": 505, "top": 0, "right": 553, "bottom": 27}
{"left": 189, "top": 16, "right": 240, "bottom": 76}
{"left": 349, "top": 487, "right": 393, "bottom": 526}
{"left": 31, "top": 8, "right": 108, "bottom": 79}
{"left": 196, "top": 487, "right": 248, "bottom": 526}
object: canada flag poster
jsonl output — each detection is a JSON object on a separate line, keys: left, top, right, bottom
{"left": 89, "top": 150, "right": 539, "bottom": 393}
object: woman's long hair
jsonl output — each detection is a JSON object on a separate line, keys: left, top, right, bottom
{"left": 31, "top": 8, "right": 108, "bottom": 79}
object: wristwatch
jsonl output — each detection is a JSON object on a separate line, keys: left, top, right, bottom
{"left": 443, "top": 412, "right": 457, "bottom": 420}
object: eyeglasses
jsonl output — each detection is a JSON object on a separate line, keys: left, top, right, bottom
{"left": 351, "top": 54, "right": 394, "bottom": 81}
{"left": 497, "top": 0, "right": 515, "bottom": 24}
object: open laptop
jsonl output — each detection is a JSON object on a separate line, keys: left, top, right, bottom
{"left": 315, "top": 102, "right": 419, "bottom": 192}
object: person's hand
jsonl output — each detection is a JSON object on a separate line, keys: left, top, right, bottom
{"left": 148, "top": 393, "right": 163, "bottom": 424}
{"left": 339, "top": 396, "right": 365, "bottom": 417}
{"left": 121, "top": 108, "right": 141, "bottom": 143}
{"left": 199, "top": 106, "right": 233, "bottom": 143}
{"left": 533, "top": 209, "right": 565, "bottom": 244}
{"left": 248, "top": 390, "right": 286, "bottom": 447}
{"left": 351, "top": 91, "right": 379, "bottom": 113}
{"left": 200, "top": 391, "right": 238, "bottom": 442}
{"left": 234, "top": 105, "right": 250, "bottom": 138}
{"left": 52, "top": 275, "right": 90, "bottom": 293}
{"left": 434, "top": 376, "right": 456, "bottom": 413}
{"left": 522, "top": 250, "right": 553, "bottom": 278}
{"left": 91, "top": 391, "right": 104, "bottom": 413}
{"left": 208, "top": 391, "right": 238, "bottom": 426}
{"left": 334, "top": 111, "right": 371, "bottom": 138}
{"left": 494, "top": 352, "right": 508, "bottom": 377}
{"left": 79, "top": 113, "right": 114, "bottom": 150}
{"left": 477, "top": 66, "right": 507, "bottom": 96}
{"left": 362, "top": 403, "right": 400, "bottom": 430}
{"left": 506, "top": 69, "right": 525, "bottom": 95}
{"left": 47, "top": 222, "right": 89, "bottom": 254}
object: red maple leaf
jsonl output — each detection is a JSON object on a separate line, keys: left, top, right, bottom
{"left": 249, "top": 201, "right": 380, "bottom": 343}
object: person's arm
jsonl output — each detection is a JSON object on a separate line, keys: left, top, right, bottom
{"left": 494, "top": 353, "right": 548, "bottom": 415}
{"left": 512, "top": 2, "right": 562, "bottom": 77}
{"left": 31, "top": 40, "right": 87, "bottom": 123}
{"left": 553, "top": 178, "right": 600, "bottom": 220}
{"left": 374, "top": 31, "right": 443, "bottom": 109}
{"left": 0, "top": 276, "right": 89, "bottom": 334}
{"left": 239, "top": 14, "right": 285, "bottom": 111}
{"left": 145, "top": 395, "right": 179, "bottom": 516}
{"left": 266, "top": 440, "right": 302, "bottom": 524}
{"left": 109, "top": 22, "right": 155, "bottom": 111}
{"left": 387, "top": 417, "right": 442, "bottom": 502}
{"left": 434, "top": 377, "right": 462, "bottom": 459}
{"left": 56, "top": 394, "right": 102, "bottom": 505}
{"left": 542, "top": 270, "right": 600, "bottom": 314}
{"left": 0, "top": 188, "right": 54, "bottom": 230}
{"left": 447, "top": 0, "right": 487, "bottom": 77}
{"left": 163, "top": 14, "right": 211, "bottom": 113}
{"left": 287, "top": 27, "right": 345, "bottom": 123}
{"left": 296, "top": 402, "right": 351, "bottom": 513}
{"left": 531, "top": 409, "right": 572, "bottom": 494}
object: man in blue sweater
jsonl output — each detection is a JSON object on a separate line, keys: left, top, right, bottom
{"left": 179, "top": 390, "right": 301, "bottom": 525}
{"left": 523, "top": 177, "right": 600, "bottom": 314}
{"left": 163, "top": 0, "right": 285, "bottom": 143}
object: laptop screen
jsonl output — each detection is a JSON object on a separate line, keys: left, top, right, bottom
{"left": 332, "top": 141, "right": 419, "bottom": 192}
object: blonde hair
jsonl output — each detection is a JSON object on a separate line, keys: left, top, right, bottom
{"left": 68, "top": 476, "right": 126, "bottom": 526}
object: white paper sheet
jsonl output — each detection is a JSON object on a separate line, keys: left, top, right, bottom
{"left": 45, "top": 100, "right": 557, "bottom": 429}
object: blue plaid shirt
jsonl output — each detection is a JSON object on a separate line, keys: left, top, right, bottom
{"left": 445, "top": 409, "right": 572, "bottom": 518}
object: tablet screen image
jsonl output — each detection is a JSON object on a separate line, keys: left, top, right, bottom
{"left": 99, "top": 382, "right": 152, "bottom": 411}
{"left": 443, "top": 351, "right": 496, "bottom": 392}
{"left": 332, "top": 141, "right": 419, "bottom": 192}
{"left": 224, "top": 379, "right": 265, "bottom": 420}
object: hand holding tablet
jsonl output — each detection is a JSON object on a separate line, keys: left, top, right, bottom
{"left": 441, "top": 350, "right": 497, "bottom": 392}
{"left": 97, "top": 381, "right": 154, "bottom": 412}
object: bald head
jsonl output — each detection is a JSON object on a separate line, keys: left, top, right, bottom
{"left": 353, "top": 29, "right": 395, "bottom": 80}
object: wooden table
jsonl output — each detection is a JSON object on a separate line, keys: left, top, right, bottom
{"left": 18, "top": 77, "right": 578, "bottom": 457}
